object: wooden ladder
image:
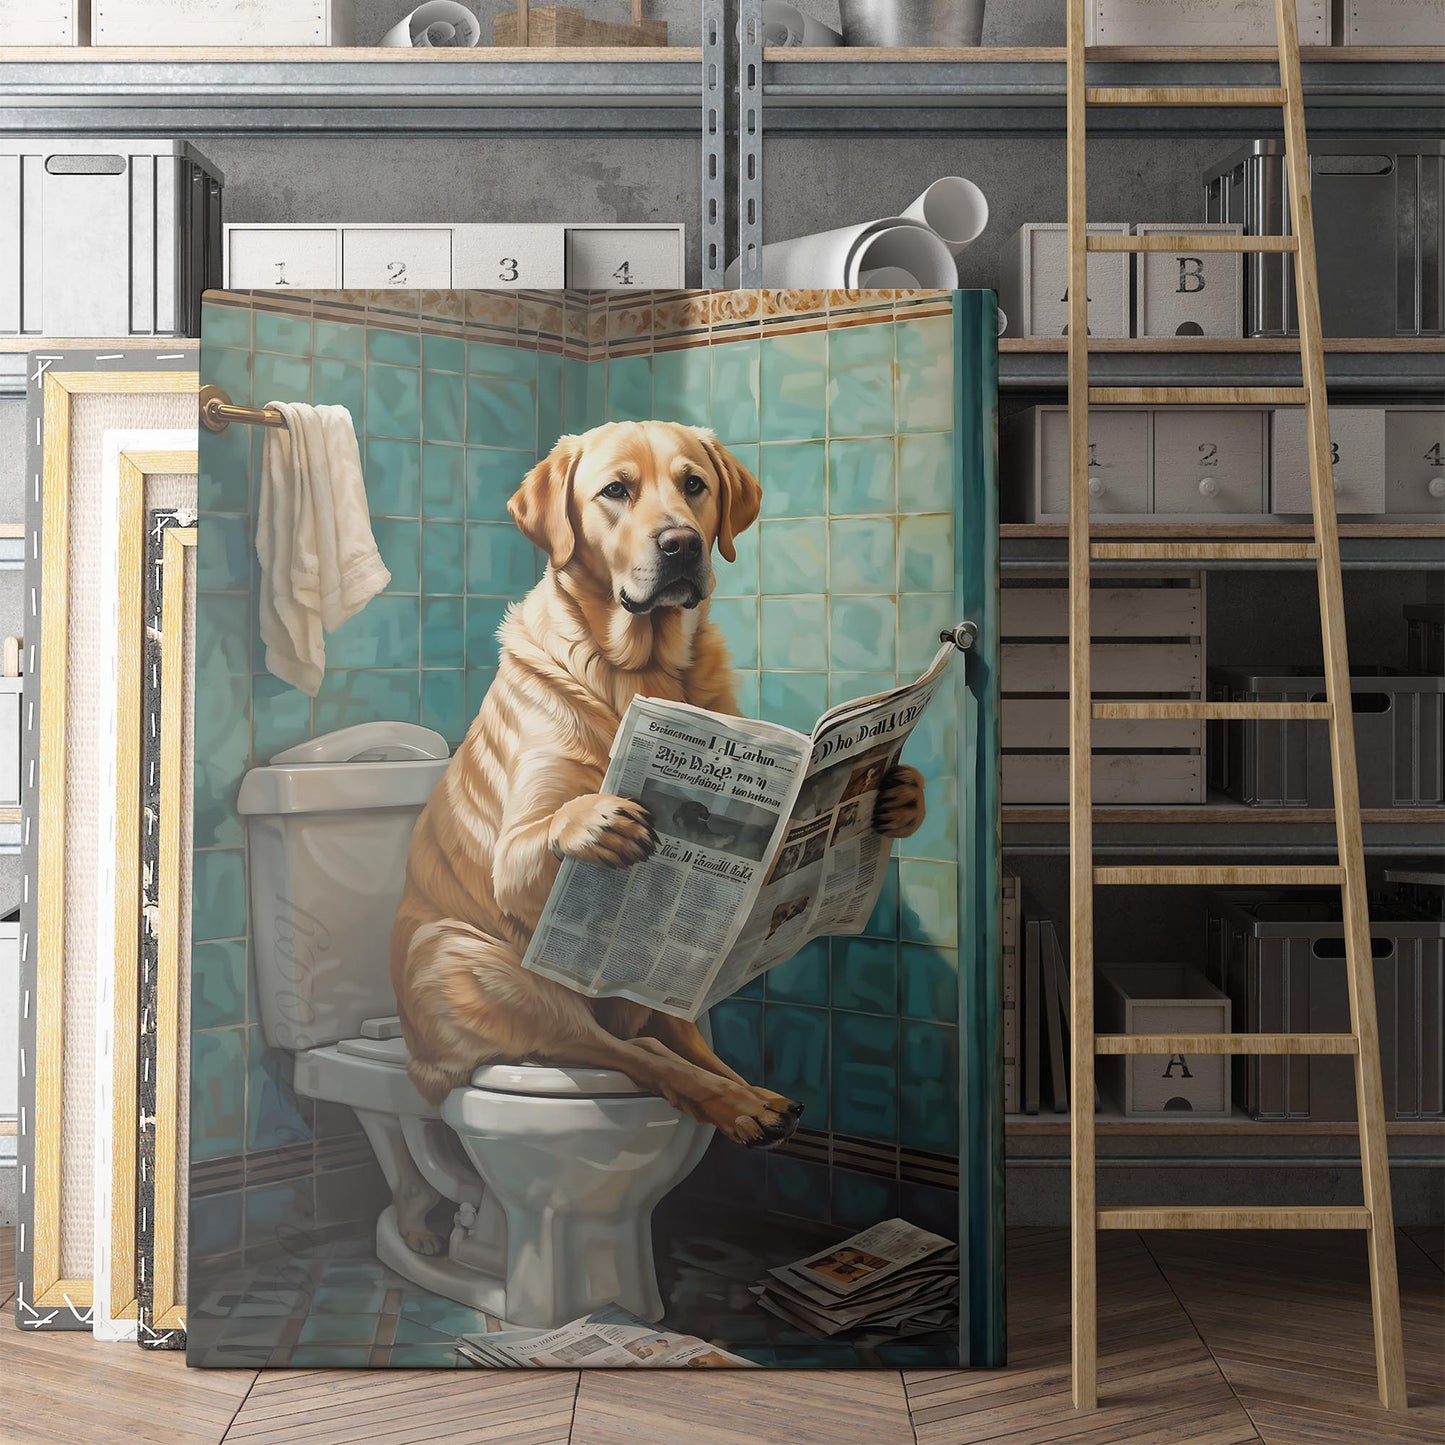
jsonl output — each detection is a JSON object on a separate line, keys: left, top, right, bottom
{"left": 1064, "top": 0, "right": 1407, "bottom": 1412}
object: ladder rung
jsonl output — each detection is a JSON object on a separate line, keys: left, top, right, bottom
{"left": 1094, "top": 866, "right": 1345, "bottom": 886}
{"left": 1097, "top": 1207, "right": 1370, "bottom": 1232}
{"left": 1086, "top": 86, "right": 1287, "bottom": 107}
{"left": 1095, "top": 1033, "right": 1358, "bottom": 1057}
{"left": 1088, "top": 387, "right": 1309, "bottom": 406}
{"left": 1093, "top": 701, "right": 1332, "bottom": 721}
{"left": 1090, "top": 542, "right": 1321, "bottom": 562}
{"left": 1087, "top": 234, "right": 1297, "bottom": 253}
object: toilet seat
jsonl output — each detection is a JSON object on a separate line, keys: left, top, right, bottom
{"left": 312, "top": 1015, "right": 647, "bottom": 1103}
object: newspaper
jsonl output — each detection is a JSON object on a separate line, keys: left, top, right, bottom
{"left": 455, "top": 1305, "right": 755, "bottom": 1369}
{"left": 751, "top": 1219, "right": 960, "bottom": 1339}
{"left": 522, "top": 639, "right": 959, "bottom": 1017}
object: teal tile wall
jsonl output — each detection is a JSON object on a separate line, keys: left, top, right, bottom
{"left": 193, "top": 298, "right": 965, "bottom": 1261}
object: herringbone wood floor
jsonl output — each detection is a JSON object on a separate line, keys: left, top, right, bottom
{"left": 2, "top": 1224, "right": 1440, "bottom": 1444}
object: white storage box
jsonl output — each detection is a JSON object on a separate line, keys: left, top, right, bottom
{"left": 1, "top": 139, "right": 224, "bottom": 338}
{"left": 1271, "top": 407, "right": 1387, "bottom": 515}
{"left": 1385, "top": 407, "right": 1445, "bottom": 515}
{"left": 0, "top": 675, "right": 20, "bottom": 811}
{"left": 93, "top": 0, "right": 354, "bottom": 45}
{"left": 1002, "top": 406, "right": 1150, "bottom": 522}
{"left": 342, "top": 228, "right": 452, "bottom": 289}
{"left": 226, "top": 226, "right": 340, "bottom": 290}
{"left": 1134, "top": 223, "right": 1243, "bottom": 339}
{"left": 1088, "top": 0, "right": 1329, "bottom": 45}
{"left": 1332, "top": 0, "right": 1444, "bottom": 44}
{"left": 997, "top": 223, "right": 1131, "bottom": 340}
{"left": 1098, "top": 966, "right": 1232, "bottom": 1118}
{"left": 1152, "top": 408, "right": 1267, "bottom": 518}
{"left": 0, "top": 0, "right": 86, "bottom": 43}
{"left": 454, "top": 226, "right": 565, "bottom": 289}
{"left": 565, "top": 224, "right": 686, "bottom": 289}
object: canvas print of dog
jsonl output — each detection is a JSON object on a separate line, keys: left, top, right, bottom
{"left": 388, "top": 420, "right": 926, "bottom": 1256}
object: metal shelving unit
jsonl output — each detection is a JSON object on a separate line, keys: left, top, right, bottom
{"left": 759, "top": 48, "right": 1445, "bottom": 135}
{"left": 999, "top": 339, "right": 1445, "bottom": 395}
{"left": 0, "top": 47, "right": 706, "bottom": 133}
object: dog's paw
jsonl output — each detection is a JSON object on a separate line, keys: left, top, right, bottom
{"left": 550, "top": 793, "right": 658, "bottom": 868}
{"left": 401, "top": 1222, "right": 446, "bottom": 1256}
{"left": 721, "top": 1088, "right": 804, "bottom": 1151}
{"left": 874, "top": 763, "right": 926, "bottom": 839}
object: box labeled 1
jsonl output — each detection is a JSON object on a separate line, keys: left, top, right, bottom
{"left": 1134, "top": 223, "right": 1243, "bottom": 339}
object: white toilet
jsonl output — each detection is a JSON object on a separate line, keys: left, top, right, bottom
{"left": 237, "top": 721, "right": 712, "bottom": 1328}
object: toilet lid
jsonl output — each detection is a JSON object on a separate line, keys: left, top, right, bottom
{"left": 333, "top": 1030, "right": 646, "bottom": 1098}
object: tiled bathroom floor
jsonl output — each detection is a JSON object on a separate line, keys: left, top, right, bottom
{"left": 187, "top": 1197, "right": 957, "bottom": 1370}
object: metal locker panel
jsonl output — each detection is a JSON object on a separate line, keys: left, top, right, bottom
{"left": 131, "top": 153, "right": 158, "bottom": 335}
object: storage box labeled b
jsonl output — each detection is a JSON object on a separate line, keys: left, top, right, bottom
{"left": 1098, "top": 965, "right": 1232, "bottom": 1119}
{"left": 1134, "top": 223, "right": 1243, "bottom": 339}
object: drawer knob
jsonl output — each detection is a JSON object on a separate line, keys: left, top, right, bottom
{"left": 1087, "top": 474, "right": 1105, "bottom": 498}
{"left": 1197, "top": 476, "right": 1219, "bottom": 498}
{"left": 1429, "top": 476, "right": 1445, "bottom": 500}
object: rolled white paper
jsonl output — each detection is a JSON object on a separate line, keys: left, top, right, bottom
{"left": 859, "top": 266, "right": 921, "bottom": 287}
{"left": 382, "top": 0, "right": 481, "bottom": 47}
{"left": 902, "top": 176, "right": 989, "bottom": 255}
{"left": 725, "top": 217, "right": 956, "bottom": 289}
{"left": 761, "top": 2, "right": 844, "bottom": 46}
{"left": 996, "top": 307, "right": 1008, "bottom": 336}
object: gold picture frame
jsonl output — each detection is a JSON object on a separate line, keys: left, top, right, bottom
{"left": 17, "top": 359, "right": 198, "bottom": 1328}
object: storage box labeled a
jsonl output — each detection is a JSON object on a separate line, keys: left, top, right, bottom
{"left": 1097, "top": 966, "right": 1232, "bottom": 1119}
{"left": 1332, "top": 0, "right": 1445, "bottom": 43}
{"left": 0, "top": 139, "right": 224, "bottom": 338}
{"left": 1134, "top": 223, "right": 1243, "bottom": 339}
{"left": 1002, "top": 574, "right": 1205, "bottom": 805}
{"left": 1205, "top": 139, "right": 1445, "bottom": 338}
{"left": 997, "top": 224, "right": 1130, "bottom": 339}
{"left": 0, "top": 0, "right": 85, "bottom": 42}
{"left": 1209, "top": 665, "right": 1445, "bottom": 807}
{"left": 1208, "top": 891, "right": 1444, "bottom": 1120}
{"left": 1088, "top": 0, "right": 1329, "bottom": 43}
{"left": 1271, "top": 406, "right": 1387, "bottom": 515}
{"left": 93, "top": 0, "right": 353, "bottom": 44}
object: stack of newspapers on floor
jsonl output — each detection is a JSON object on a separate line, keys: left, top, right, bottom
{"left": 456, "top": 1305, "right": 754, "bottom": 1368}
{"left": 752, "top": 1219, "right": 959, "bottom": 1338}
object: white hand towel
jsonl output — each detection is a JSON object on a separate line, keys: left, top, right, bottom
{"left": 256, "top": 401, "right": 391, "bottom": 697}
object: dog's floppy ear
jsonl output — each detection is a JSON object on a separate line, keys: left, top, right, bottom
{"left": 698, "top": 431, "right": 763, "bottom": 565}
{"left": 509, "top": 434, "right": 583, "bottom": 569}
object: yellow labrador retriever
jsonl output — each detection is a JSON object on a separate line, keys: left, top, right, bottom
{"left": 389, "top": 420, "right": 926, "bottom": 1253}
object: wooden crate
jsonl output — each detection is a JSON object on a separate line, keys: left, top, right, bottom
{"left": 1001, "top": 574, "right": 1207, "bottom": 806}
{"left": 494, "top": 2, "right": 667, "bottom": 46}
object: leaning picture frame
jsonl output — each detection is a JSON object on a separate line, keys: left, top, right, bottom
{"left": 92, "top": 436, "right": 198, "bottom": 1343}
{"left": 137, "top": 511, "right": 198, "bottom": 1350}
{"left": 15, "top": 351, "right": 198, "bottom": 1331}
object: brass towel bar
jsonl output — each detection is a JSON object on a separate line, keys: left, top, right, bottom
{"left": 199, "top": 384, "right": 287, "bottom": 433}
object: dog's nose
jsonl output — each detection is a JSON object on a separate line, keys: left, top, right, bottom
{"left": 656, "top": 526, "right": 702, "bottom": 561}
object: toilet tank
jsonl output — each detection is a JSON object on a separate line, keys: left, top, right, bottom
{"left": 236, "top": 722, "right": 451, "bottom": 1052}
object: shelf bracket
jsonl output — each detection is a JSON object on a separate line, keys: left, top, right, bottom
{"left": 737, "top": 0, "right": 763, "bottom": 288}
{"left": 701, "top": 0, "right": 727, "bottom": 286}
